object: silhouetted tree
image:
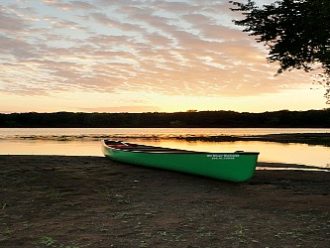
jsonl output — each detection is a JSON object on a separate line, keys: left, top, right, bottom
{"left": 230, "top": 0, "right": 330, "bottom": 102}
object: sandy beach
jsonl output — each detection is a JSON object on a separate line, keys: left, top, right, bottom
{"left": 0, "top": 155, "right": 329, "bottom": 248}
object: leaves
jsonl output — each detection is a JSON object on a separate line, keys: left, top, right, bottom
{"left": 230, "top": 0, "right": 330, "bottom": 101}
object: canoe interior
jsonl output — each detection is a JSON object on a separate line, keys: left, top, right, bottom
{"left": 102, "top": 140, "right": 259, "bottom": 182}
{"left": 104, "top": 140, "right": 198, "bottom": 153}
{"left": 103, "top": 140, "right": 258, "bottom": 155}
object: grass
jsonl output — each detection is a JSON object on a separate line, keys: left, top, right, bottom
{"left": 39, "top": 236, "right": 56, "bottom": 247}
{"left": 1, "top": 202, "right": 6, "bottom": 210}
{"left": 37, "top": 236, "right": 80, "bottom": 248}
{"left": 0, "top": 225, "right": 12, "bottom": 241}
{"left": 233, "top": 224, "right": 248, "bottom": 243}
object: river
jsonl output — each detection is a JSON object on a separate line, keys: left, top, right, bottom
{"left": 0, "top": 128, "right": 329, "bottom": 168}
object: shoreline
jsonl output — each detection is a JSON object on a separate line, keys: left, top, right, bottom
{"left": 1, "top": 132, "right": 329, "bottom": 147}
{"left": 1, "top": 155, "right": 329, "bottom": 247}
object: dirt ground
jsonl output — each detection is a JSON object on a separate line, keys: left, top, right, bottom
{"left": 0, "top": 155, "right": 329, "bottom": 248}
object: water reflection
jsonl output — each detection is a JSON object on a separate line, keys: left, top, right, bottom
{"left": 0, "top": 140, "right": 103, "bottom": 156}
{"left": 0, "top": 139, "right": 329, "bottom": 168}
{"left": 1, "top": 127, "right": 329, "bottom": 140}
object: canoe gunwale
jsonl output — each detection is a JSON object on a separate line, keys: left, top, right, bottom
{"left": 102, "top": 140, "right": 260, "bottom": 155}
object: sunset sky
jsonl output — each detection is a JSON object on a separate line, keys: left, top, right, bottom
{"left": 0, "top": 0, "right": 327, "bottom": 113}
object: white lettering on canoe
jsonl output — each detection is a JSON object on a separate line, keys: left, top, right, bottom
{"left": 206, "top": 154, "right": 240, "bottom": 160}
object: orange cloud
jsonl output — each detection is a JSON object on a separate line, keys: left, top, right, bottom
{"left": 0, "top": 0, "right": 315, "bottom": 99}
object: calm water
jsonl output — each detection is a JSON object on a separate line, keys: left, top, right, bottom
{"left": 0, "top": 127, "right": 329, "bottom": 137}
{"left": 0, "top": 128, "right": 329, "bottom": 168}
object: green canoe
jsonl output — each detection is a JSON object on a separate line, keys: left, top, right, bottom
{"left": 102, "top": 140, "right": 259, "bottom": 182}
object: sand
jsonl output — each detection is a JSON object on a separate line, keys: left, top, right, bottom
{"left": 0, "top": 155, "right": 329, "bottom": 248}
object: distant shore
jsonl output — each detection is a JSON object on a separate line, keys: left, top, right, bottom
{"left": 0, "top": 155, "right": 329, "bottom": 247}
{"left": 1, "top": 132, "right": 330, "bottom": 147}
{"left": 177, "top": 133, "right": 330, "bottom": 147}
{"left": 1, "top": 109, "right": 329, "bottom": 128}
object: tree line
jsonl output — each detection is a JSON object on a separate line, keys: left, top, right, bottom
{"left": 0, "top": 110, "right": 329, "bottom": 128}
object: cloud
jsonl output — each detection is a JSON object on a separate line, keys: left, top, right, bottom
{"left": 0, "top": 0, "right": 313, "bottom": 98}
{"left": 0, "top": 6, "right": 28, "bottom": 32}
{"left": 43, "top": 0, "right": 97, "bottom": 11}
{"left": 0, "top": 35, "right": 38, "bottom": 59}
{"left": 70, "top": 1, "right": 97, "bottom": 10}
{"left": 80, "top": 105, "right": 160, "bottom": 113}
{"left": 89, "top": 12, "right": 146, "bottom": 33}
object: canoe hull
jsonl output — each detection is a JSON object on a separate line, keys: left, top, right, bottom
{"left": 102, "top": 141, "right": 259, "bottom": 182}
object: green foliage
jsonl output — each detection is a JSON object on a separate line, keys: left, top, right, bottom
{"left": 230, "top": 0, "right": 330, "bottom": 101}
{"left": 39, "top": 236, "right": 56, "bottom": 247}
